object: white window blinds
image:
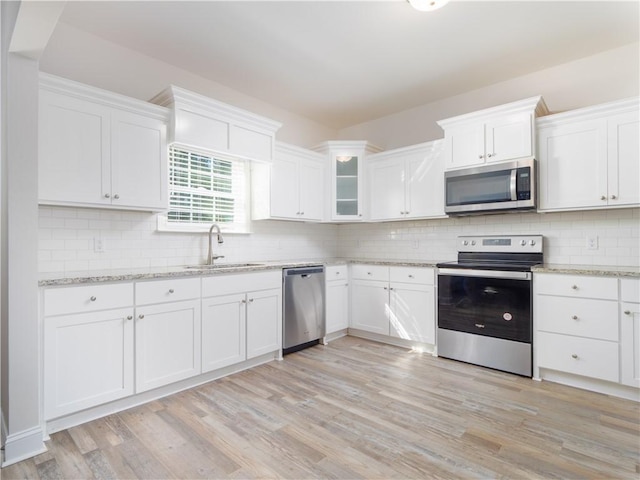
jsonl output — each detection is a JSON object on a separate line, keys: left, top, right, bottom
{"left": 164, "top": 145, "right": 249, "bottom": 232}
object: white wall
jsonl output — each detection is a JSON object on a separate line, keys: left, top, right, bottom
{"left": 39, "top": 22, "right": 337, "bottom": 148}
{"left": 39, "top": 206, "right": 338, "bottom": 274}
{"left": 337, "top": 208, "right": 640, "bottom": 267}
{"left": 339, "top": 43, "right": 640, "bottom": 149}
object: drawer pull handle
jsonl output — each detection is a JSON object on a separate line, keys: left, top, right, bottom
{"left": 571, "top": 354, "right": 578, "bottom": 359}
{"left": 90, "top": 296, "right": 97, "bottom": 302}
{"left": 571, "top": 315, "right": 578, "bottom": 320}
{"left": 624, "top": 310, "right": 631, "bottom": 315}
{"left": 138, "top": 314, "right": 144, "bottom": 319}
{"left": 126, "top": 315, "right": 133, "bottom": 321}
{"left": 367, "top": 272, "right": 372, "bottom": 275}
{"left": 169, "top": 289, "right": 175, "bottom": 294}
{"left": 571, "top": 285, "right": 578, "bottom": 290}
{"left": 408, "top": 274, "right": 414, "bottom": 278}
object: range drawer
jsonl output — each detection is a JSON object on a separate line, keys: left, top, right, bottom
{"left": 202, "top": 270, "right": 281, "bottom": 297}
{"left": 537, "top": 331, "right": 619, "bottom": 382}
{"left": 536, "top": 296, "right": 619, "bottom": 341}
{"left": 325, "top": 265, "right": 347, "bottom": 281}
{"left": 351, "top": 264, "right": 389, "bottom": 282}
{"left": 390, "top": 266, "right": 434, "bottom": 285}
{"left": 44, "top": 283, "right": 133, "bottom": 316}
{"left": 136, "top": 277, "right": 201, "bottom": 305}
{"left": 535, "top": 274, "right": 618, "bottom": 300}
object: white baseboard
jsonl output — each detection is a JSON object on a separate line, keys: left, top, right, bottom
{"left": 1, "top": 425, "right": 47, "bottom": 467}
{"left": 347, "top": 328, "right": 437, "bottom": 355}
{"left": 539, "top": 368, "right": 640, "bottom": 402}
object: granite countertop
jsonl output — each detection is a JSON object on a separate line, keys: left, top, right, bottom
{"left": 39, "top": 259, "right": 638, "bottom": 286}
{"left": 531, "top": 264, "right": 640, "bottom": 278}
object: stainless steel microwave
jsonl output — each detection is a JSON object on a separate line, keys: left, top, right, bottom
{"left": 444, "top": 158, "right": 536, "bottom": 215}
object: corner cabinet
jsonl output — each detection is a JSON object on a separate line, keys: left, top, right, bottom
{"left": 38, "top": 74, "right": 169, "bottom": 211}
{"left": 150, "top": 86, "right": 282, "bottom": 163}
{"left": 252, "top": 142, "right": 325, "bottom": 222}
{"left": 313, "top": 141, "right": 383, "bottom": 221}
{"left": 537, "top": 97, "right": 639, "bottom": 212}
{"left": 437, "top": 96, "right": 548, "bottom": 171}
{"left": 368, "top": 140, "right": 446, "bottom": 221}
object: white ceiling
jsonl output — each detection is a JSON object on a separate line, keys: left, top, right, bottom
{"left": 56, "top": 0, "right": 639, "bottom": 129}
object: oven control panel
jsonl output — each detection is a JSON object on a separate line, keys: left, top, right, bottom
{"left": 458, "top": 235, "right": 543, "bottom": 253}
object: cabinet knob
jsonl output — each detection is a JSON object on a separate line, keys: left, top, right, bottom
{"left": 90, "top": 296, "right": 97, "bottom": 302}
{"left": 367, "top": 272, "right": 372, "bottom": 275}
{"left": 571, "top": 285, "right": 578, "bottom": 290}
{"left": 296, "top": 212, "right": 301, "bottom": 215}
{"left": 624, "top": 310, "right": 632, "bottom": 315}
{"left": 571, "top": 315, "right": 578, "bottom": 320}
{"left": 487, "top": 153, "right": 495, "bottom": 158}
{"left": 610, "top": 195, "right": 617, "bottom": 200}
{"left": 113, "top": 194, "right": 120, "bottom": 200}
{"left": 241, "top": 299, "right": 247, "bottom": 304}
{"left": 248, "top": 298, "right": 254, "bottom": 303}
{"left": 138, "top": 314, "right": 145, "bottom": 319}
{"left": 383, "top": 286, "right": 388, "bottom": 290}
{"left": 600, "top": 195, "right": 606, "bottom": 201}
{"left": 104, "top": 193, "right": 110, "bottom": 199}
{"left": 571, "top": 354, "right": 578, "bottom": 359}
{"left": 126, "top": 315, "right": 133, "bottom": 321}
{"left": 300, "top": 211, "right": 304, "bottom": 215}
{"left": 168, "top": 289, "right": 174, "bottom": 294}
{"left": 478, "top": 155, "right": 484, "bottom": 159}
{"left": 408, "top": 274, "right": 414, "bottom": 278}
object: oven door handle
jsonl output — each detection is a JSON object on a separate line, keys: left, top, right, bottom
{"left": 438, "top": 268, "right": 531, "bottom": 280}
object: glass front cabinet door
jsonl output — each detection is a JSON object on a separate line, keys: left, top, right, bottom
{"left": 315, "top": 141, "right": 382, "bottom": 221}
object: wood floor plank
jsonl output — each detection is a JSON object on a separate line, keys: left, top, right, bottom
{"left": 3, "top": 337, "right": 639, "bottom": 479}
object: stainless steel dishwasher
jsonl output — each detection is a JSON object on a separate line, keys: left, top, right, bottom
{"left": 283, "top": 266, "right": 325, "bottom": 355}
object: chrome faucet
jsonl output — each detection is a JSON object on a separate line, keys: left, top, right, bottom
{"left": 207, "top": 223, "right": 225, "bottom": 265}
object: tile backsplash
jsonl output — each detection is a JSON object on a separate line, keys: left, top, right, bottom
{"left": 38, "top": 206, "right": 639, "bottom": 274}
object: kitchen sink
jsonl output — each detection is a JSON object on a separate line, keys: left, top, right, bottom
{"left": 183, "top": 263, "right": 264, "bottom": 269}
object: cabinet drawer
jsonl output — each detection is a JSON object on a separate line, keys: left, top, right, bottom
{"left": 537, "top": 331, "right": 619, "bottom": 382}
{"left": 136, "top": 277, "right": 201, "bottom": 305}
{"left": 326, "top": 265, "right": 347, "bottom": 281}
{"left": 621, "top": 278, "right": 640, "bottom": 303}
{"left": 535, "top": 274, "right": 618, "bottom": 300}
{"left": 351, "top": 264, "right": 389, "bottom": 282}
{"left": 536, "top": 296, "right": 619, "bottom": 341}
{"left": 202, "top": 270, "right": 281, "bottom": 297}
{"left": 390, "top": 266, "right": 434, "bottom": 285}
{"left": 44, "top": 283, "right": 133, "bottom": 316}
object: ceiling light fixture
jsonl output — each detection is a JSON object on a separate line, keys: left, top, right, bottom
{"left": 407, "top": 0, "right": 450, "bottom": 12}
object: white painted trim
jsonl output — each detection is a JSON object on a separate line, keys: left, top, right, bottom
{"left": 347, "top": 329, "right": 437, "bottom": 356}
{"left": 39, "top": 72, "right": 170, "bottom": 121}
{"left": 538, "top": 368, "right": 640, "bottom": 402}
{"left": 536, "top": 96, "right": 639, "bottom": 128}
{"left": 437, "top": 95, "right": 548, "bottom": 129}
{"left": 275, "top": 141, "right": 326, "bottom": 164}
{"left": 312, "top": 140, "right": 383, "bottom": 155}
{"left": 366, "top": 138, "right": 443, "bottom": 162}
{"left": 1, "top": 426, "right": 47, "bottom": 467}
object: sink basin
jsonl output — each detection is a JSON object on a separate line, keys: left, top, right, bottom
{"left": 183, "top": 263, "right": 264, "bottom": 270}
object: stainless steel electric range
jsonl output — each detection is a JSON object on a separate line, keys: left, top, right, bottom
{"left": 436, "top": 235, "right": 543, "bottom": 377}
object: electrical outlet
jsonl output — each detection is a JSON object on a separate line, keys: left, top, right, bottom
{"left": 94, "top": 237, "right": 106, "bottom": 253}
{"left": 586, "top": 235, "right": 598, "bottom": 250}
{"left": 412, "top": 240, "right": 420, "bottom": 249}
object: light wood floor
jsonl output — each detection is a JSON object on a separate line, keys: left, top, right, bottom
{"left": 3, "top": 336, "right": 639, "bottom": 479}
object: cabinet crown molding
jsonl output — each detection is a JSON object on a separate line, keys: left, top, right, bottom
{"left": 311, "top": 140, "right": 383, "bottom": 155}
{"left": 39, "top": 73, "right": 170, "bottom": 121}
{"left": 436, "top": 95, "right": 548, "bottom": 129}
{"left": 367, "top": 139, "right": 443, "bottom": 162}
{"left": 536, "top": 96, "right": 640, "bottom": 128}
{"left": 150, "top": 85, "right": 282, "bottom": 134}
{"left": 275, "top": 141, "right": 325, "bottom": 163}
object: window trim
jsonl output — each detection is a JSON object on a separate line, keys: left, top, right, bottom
{"left": 157, "top": 144, "right": 252, "bottom": 234}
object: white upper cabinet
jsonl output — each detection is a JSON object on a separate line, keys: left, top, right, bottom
{"left": 313, "top": 140, "right": 382, "bottom": 222}
{"left": 437, "top": 96, "right": 548, "bottom": 171}
{"left": 368, "top": 140, "right": 446, "bottom": 221}
{"left": 150, "top": 86, "right": 282, "bottom": 163}
{"left": 39, "top": 74, "right": 169, "bottom": 211}
{"left": 252, "top": 142, "right": 325, "bottom": 222}
{"left": 537, "top": 97, "right": 639, "bottom": 211}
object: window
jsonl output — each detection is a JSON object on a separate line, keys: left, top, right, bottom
{"left": 158, "top": 145, "right": 250, "bottom": 233}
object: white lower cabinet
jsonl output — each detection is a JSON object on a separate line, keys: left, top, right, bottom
{"left": 350, "top": 265, "right": 436, "bottom": 344}
{"left": 325, "top": 265, "right": 349, "bottom": 335}
{"left": 201, "top": 270, "right": 282, "bottom": 372}
{"left": 43, "top": 283, "right": 135, "bottom": 420}
{"left": 135, "top": 278, "right": 202, "bottom": 393}
{"left": 621, "top": 278, "right": 640, "bottom": 388}
{"left": 534, "top": 273, "right": 640, "bottom": 398}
